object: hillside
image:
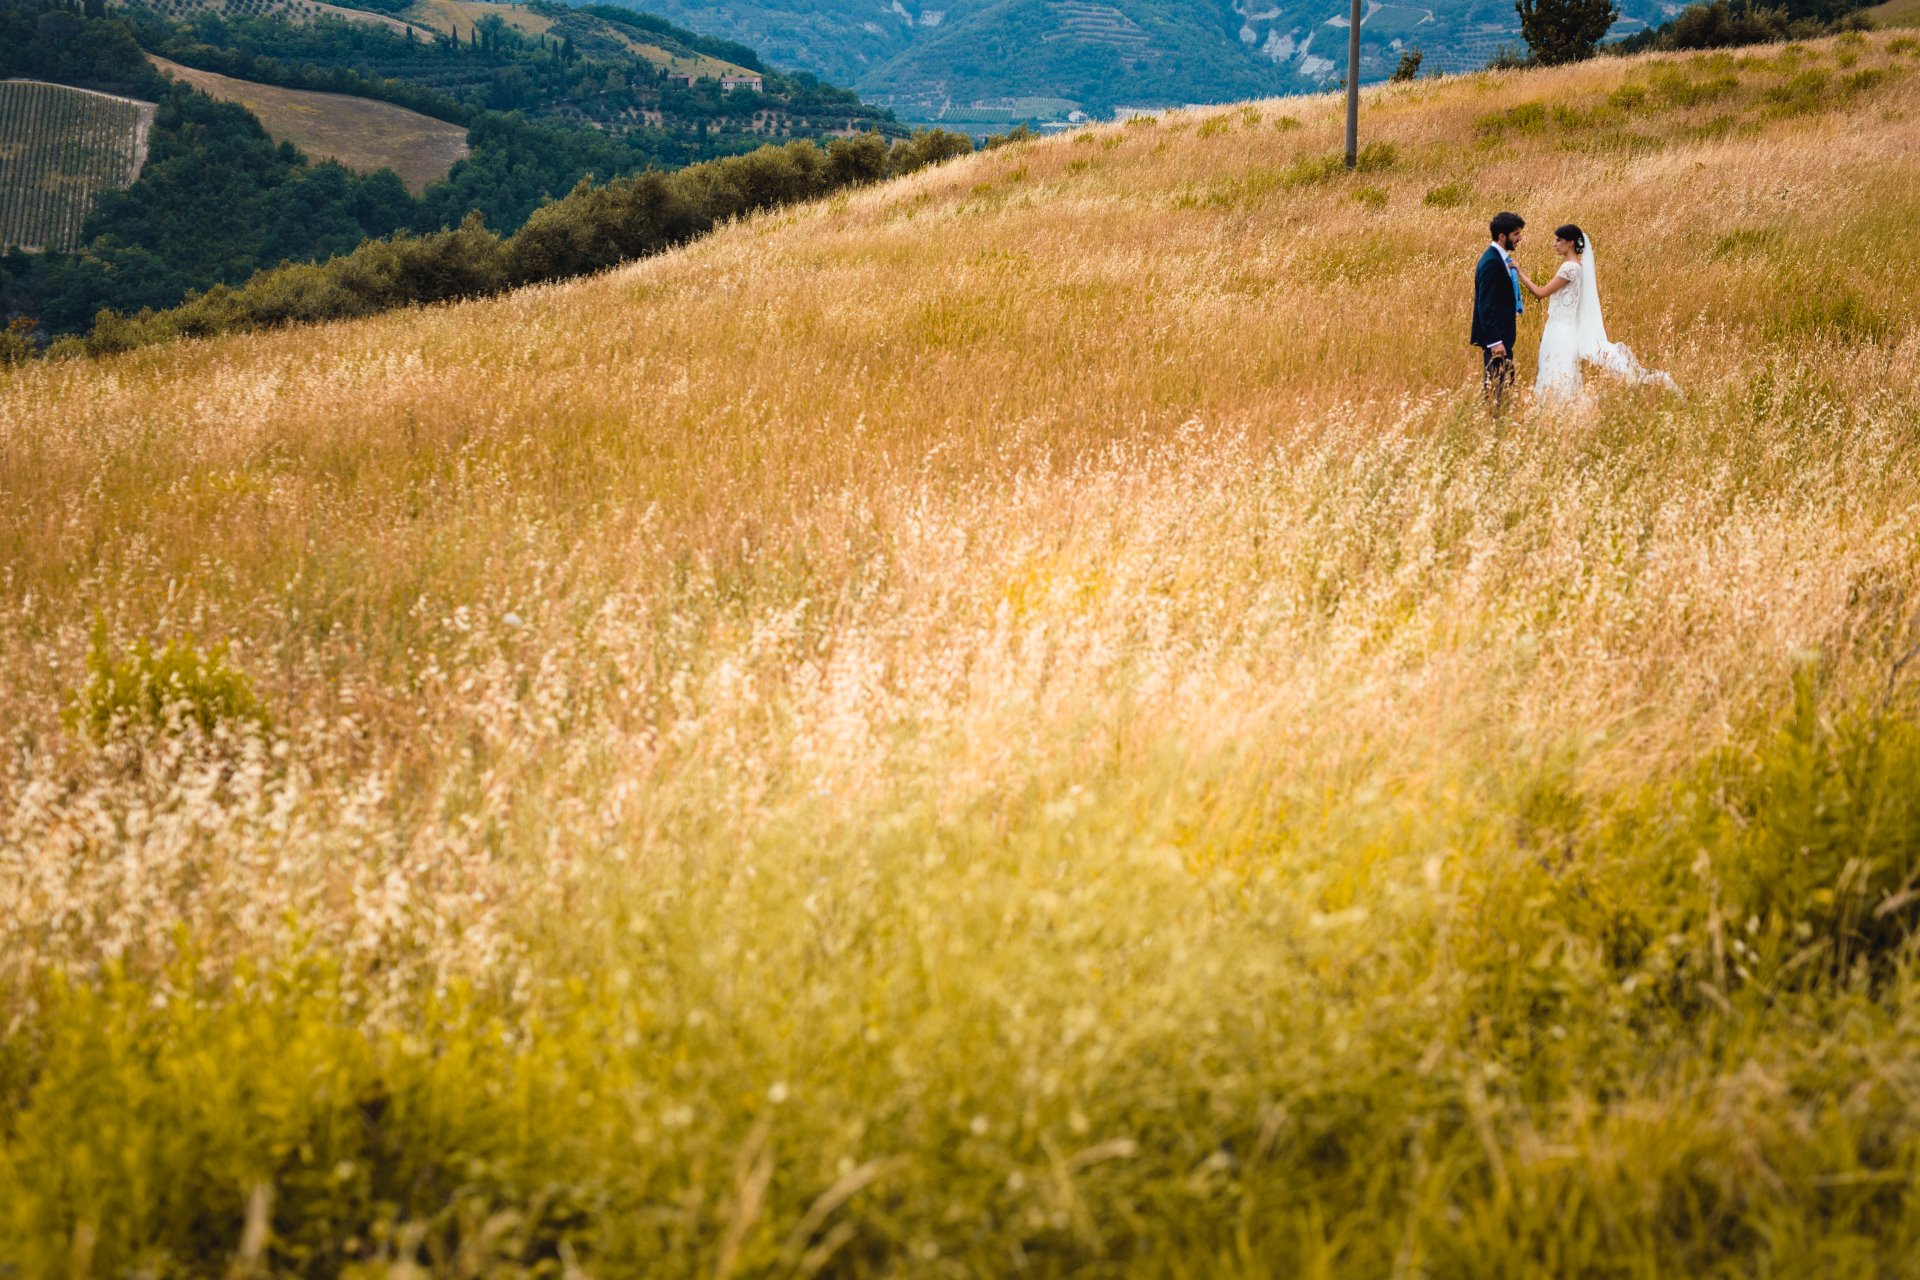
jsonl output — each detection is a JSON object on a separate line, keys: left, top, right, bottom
{"left": 149, "top": 55, "right": 470, "bottom": 191}
{"left": 604, "top": 0, "right": 1672, "bottom": 119}
{"left": 116, "top": 0, "right": 440, "bottom": 37}
{"left": 402, "top": 0, "right": 753, "bottom": 75}
{"left": 0, "top": 80, "right": 154, "bottom": 252}
{"left": 0, "top": 0, "right": 900, "bottom": 338}
{"left": 1866, "top": 0, "right": 1920, "bottom": 25}
{"left": 6, "top": 32, "right": 1920, "bottom": 1277}
{"left": 122, "top": 0, "right": 895, "bottom": 140}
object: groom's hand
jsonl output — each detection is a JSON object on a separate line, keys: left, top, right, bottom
{"left": 1489, "top": 341, "right": 1506, "bottom": 357}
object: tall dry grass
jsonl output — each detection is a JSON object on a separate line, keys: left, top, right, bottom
{"left": 3, "top": 33, "right": 1920, "bottom": 1278}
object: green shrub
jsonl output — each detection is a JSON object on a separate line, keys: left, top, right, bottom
{"left": 981, "top": 123, "right": 1036, "bottom": 149}
{"left": 0, "top": 316, "right": 37, "bottom": 364}
{"left": 1842, "top": 67, "right": 1891, "bottom": 96}
{"left": 1765, "top": 67, "right": 1831, "bottom": 112}
{"left": 64, "top": 620, "right": 269, "bottom": 741}
{"left": 1423, "top": 181, "right": 1472, "bottom": 208}
{"left": 886, "top": 128, "right": 974, "bottom": 177}
{"left": 1651, "top": 69, "right": 1743, "bottom": 107}
{"left": 1475, "top": 101, "right": 1550, "bottom": 136}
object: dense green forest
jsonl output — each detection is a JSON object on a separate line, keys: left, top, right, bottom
{"left": 0, "top": 0, "right": 897, "bottom": 335}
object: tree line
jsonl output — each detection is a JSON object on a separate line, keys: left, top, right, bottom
{"left": 76, "top": 125, "right": 975, "bottom": 357}
{"left": 1511, "top": 0, "right": 1877, "bottom": 65}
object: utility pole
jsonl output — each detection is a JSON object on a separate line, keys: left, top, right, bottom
{"left": 1344, "top": 0, "right": 1362, "bottom": 168}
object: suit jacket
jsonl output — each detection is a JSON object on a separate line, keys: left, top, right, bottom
{"left": 1471, "top": 245, "right": 1518, "bottom": 351}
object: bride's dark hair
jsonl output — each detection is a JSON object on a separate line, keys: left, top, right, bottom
{"left": 1554, "top": 223, "right": 1587, "bottom": 253}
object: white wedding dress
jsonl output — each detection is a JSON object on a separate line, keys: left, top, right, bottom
{"left": 1534, "top": 237, "right": 1678, "bottom": 400}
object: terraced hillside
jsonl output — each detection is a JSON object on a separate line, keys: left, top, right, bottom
{"left": 5, "top": 31, "right": 1920, "bottom": 1280}
{"left": 0, "top": 80, "right": 154, "bottom": 252}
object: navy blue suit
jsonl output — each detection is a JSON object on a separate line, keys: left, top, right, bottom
{"left": 1472, "top": 244, "right": 1520, "bottom": 392}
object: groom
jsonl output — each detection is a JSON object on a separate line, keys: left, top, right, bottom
{"left": 1472, "top": 211, "right": 1526, "bottom": 413}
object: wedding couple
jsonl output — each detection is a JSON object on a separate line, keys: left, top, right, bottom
{"left": 1471, "top": 211, "right": 1678, "bottom": 411}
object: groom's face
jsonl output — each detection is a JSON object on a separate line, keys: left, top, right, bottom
{"left": 1500, "top": 229, "right": 1523, "bottom": 251}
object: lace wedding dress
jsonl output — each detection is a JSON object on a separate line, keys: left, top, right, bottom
{"left": 1534, "top": 237, "right": 1679, "bottom": 400}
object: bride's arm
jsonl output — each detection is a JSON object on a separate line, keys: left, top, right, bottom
{"left": 1519, "top": 266, "right": 1570, "bottom": 299}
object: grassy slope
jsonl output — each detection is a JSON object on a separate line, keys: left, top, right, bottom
{"left": 5, "top": 33, "right": 1920, "bottom": 1278}
{"left": 149, "top": 54, "right": 471, "bottom": 192}
{"left": 1866, "top": 0, "right": 1920, "bottom": 27}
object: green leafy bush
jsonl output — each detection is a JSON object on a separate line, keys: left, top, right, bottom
{"left": 1516, "top": 0, "right": 1621, "bottom": 66}
{"left": 64, "top": 621, "right": 269, "bottom": 741}
{"left": 886, "top": 128, "right": 975, "bottom": 177}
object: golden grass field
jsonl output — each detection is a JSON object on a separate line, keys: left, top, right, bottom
{"left": 149, "top": 55, "right": 471, "bottom": 194}
{"left": 5, "top": 32, "right": 1920, "bottom": 1278}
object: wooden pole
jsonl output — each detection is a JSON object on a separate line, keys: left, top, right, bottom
{"left": 1344, "top": 0, "right": 1363, "bottom": 168}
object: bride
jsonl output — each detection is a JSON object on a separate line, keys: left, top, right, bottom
{"left": 1519, "top": 224, "right": 1679, "bottom": 400}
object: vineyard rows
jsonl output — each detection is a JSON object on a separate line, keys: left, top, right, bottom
{"left": 0, "top": 80, "right": 154, "bottom": 253}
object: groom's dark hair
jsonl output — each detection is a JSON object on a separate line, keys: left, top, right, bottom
{"left": 1489, "top": 211, "right": 1525, "bottom": 239}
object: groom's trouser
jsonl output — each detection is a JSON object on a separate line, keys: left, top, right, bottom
{"left": 1482, "top": 343, "right": 1515, "bottom": 399}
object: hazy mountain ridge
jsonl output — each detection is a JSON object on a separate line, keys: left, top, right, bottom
{"left": 595, "top": 0, "right": 1676, "bottom": 116}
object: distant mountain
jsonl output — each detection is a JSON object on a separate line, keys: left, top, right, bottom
{"left": 589, "top": 0, "right": 1677, "bottom": 118}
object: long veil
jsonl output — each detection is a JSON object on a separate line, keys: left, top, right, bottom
{"left": 1575, "top": 237, "right": 1679, "bottom": 392}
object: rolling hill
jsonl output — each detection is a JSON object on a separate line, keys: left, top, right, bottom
{"left": 118, "top": 0, "right": 895, "bottom": 140}
{"left": 600, "top": 0, "right": 1676, "bottom": 118}
{"left": 0, "top": 80, "right": 155, "bottom": 252}
{"left": 6, "top": 29, "right": 1920, "bottom": 1277}
{"left": 115, "top": 0, "right": 441, "bottom": 37}
{"left": 149, "top": 55, "right": 471, "bottom": 191}
{"left": 0, "top": 0, "right": 902, "bottom": 338}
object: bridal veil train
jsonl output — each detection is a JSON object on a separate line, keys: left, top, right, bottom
{"left": 1535, "top": 236, "right": 1680, "bottom": 400}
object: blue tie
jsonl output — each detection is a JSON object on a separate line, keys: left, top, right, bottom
{"left": 1507, "top": 255, "right": 1523, "bottom": 315}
